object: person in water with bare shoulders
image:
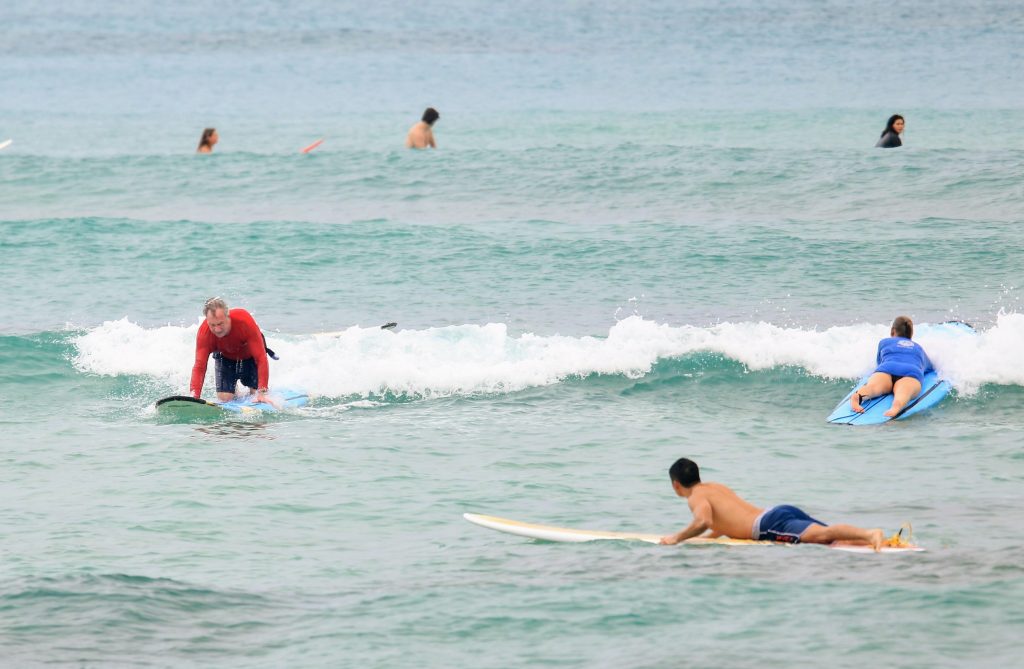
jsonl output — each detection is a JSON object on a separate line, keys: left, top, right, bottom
{"left": 197, "top": 127, "right": 218, "bottom": 153}
{"left": 405, "top": 108, "right": 439, "bottom": 149}
{"left": 659, "top": 458, "right": 884, "bottom": 551}
{"left": 850, "top": 315, "right": 933, "bottom": 417}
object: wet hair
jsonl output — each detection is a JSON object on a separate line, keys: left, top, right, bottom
{"left": 198, "top": 128, "right": 217, "bottom": 151}
{"left": 881, "top": 115, "right": 904, "bottom": 137}
{"left": 203, "top": 296, "right": 229, "bottom": 317}
{"left": 421, "top": 107, "right": 439, "bottom": 125}
{"left": 669, "top": 458, "right": 701, "bottom": 488}
{"left": 892, "top": 315, "right": 914, "bottom": 339}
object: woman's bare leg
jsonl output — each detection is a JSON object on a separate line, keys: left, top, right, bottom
{"left": 884, "top": 377, "right": 922, "bottom": 417}
{"left": 850, "top": 373, "right": 894, "bottom": 412}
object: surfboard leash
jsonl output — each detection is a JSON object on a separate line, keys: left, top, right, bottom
{"left": 829, "top": 393, "right": 888, "bottom": 423}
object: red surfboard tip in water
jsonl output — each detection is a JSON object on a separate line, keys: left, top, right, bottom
{"left": 301, "top": 138, "right": 324, "bottom": 153}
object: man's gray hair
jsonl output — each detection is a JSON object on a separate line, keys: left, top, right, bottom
{"left": 203, "top": 297, "right": 229, "bottom": 317}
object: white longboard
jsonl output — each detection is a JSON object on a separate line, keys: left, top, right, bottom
{"left": 0, "top": 139, "right": 12, "bottom": 151}
{"left": 463, "top": 513, "right": 925, "bottom": 553}
{"left": 465, "top": 513, "right": 770, "bottom": 546}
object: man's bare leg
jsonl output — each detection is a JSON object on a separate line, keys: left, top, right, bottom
{"left": 850, "top": 373, "right": 894, "bottom": 412}
{"left": 801, "top": 523, "right": 884, "bottom": 551}
{"left": 216, "top": 391, "right": 235, "bottom": 402}
{"left": 883, "top": 377, "right": 922, "bottom": 417}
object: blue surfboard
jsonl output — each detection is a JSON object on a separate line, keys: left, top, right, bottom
{"left": 156, "top": 388, "right": 309, "bottom": 417}
{"left": 826, "top": 321, "right": 975, "bottom": 425}
{"left": 826, "top": 370, "right": 949, "bottom": 425}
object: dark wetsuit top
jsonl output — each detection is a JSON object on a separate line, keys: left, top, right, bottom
{"left": 875, "top": 336, "right": 932, "bottom": 384}
{"left": 876, "top": 130, "right": 902, "bottom": 148}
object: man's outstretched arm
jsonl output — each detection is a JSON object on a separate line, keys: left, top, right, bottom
{"left": 190, "top": 334, "right": 212, "bottom": 398}
{"left": 660, "top": 499, "right": 713, "bottom": 545}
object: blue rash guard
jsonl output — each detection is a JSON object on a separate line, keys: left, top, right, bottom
{"left": 875, "top": 337, "right": 933, "bottom": 384}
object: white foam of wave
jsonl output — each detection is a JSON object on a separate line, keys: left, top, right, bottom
{"left": 916, "top": 313, "right": 1024, "bottom": 394}
{"left": 73, "top": 318, "right": 198, "bottom": 381}
{"left": 72, "top": 314, "right": 1024, "bottom": 399}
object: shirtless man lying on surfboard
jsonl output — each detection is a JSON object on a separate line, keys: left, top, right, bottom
{"left": 660, "top": 458, "right": 884, "bottom": 551}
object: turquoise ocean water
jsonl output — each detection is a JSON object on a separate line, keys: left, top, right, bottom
{"left": 2, "top": 2, "right": 1023, "bottom": 666}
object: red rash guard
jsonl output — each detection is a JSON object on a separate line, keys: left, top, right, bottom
{"left": 190, "top": 308, "right": 270, "bottom": 397}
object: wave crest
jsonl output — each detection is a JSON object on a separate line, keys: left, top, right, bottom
{"left": 70, "top": 314, "right": 1024, "bottom": 399}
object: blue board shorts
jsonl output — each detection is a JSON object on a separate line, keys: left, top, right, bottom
{"left": 752, "top": 505, "right": 827, "bottom": 543}
{"left": 214, "top": 353, "right": 258, "bottom": 394}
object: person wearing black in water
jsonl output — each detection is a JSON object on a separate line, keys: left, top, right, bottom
{"left": 875, "top": 115, "right": 904, "bottom": 148}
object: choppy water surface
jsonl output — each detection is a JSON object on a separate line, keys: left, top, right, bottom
{"left": 1, "top": 1, "right": 1023, "bottom": 667}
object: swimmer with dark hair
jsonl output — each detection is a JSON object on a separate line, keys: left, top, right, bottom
{"left": 875, "top": 115, "right": 904, "bottom": 148}
{"left": 405, "top": 108, "right": 439, "bottom": 149}
{"left": 197, "top": 128, "right": 219, "bottom": 153}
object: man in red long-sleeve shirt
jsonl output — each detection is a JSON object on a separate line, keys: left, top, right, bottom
{"left": 191, "top": 297, "right": 272, "bottom": 402}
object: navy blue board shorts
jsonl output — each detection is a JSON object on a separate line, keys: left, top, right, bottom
{"left": 752, "top": 505, "right": 828, "bottom": 543}
{"left": 214, "top": 353, "right": 258, "bottom": 394}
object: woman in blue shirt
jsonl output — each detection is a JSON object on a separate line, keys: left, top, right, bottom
{"left": 850, "top": 316, "right": 933, "bottom": 417}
